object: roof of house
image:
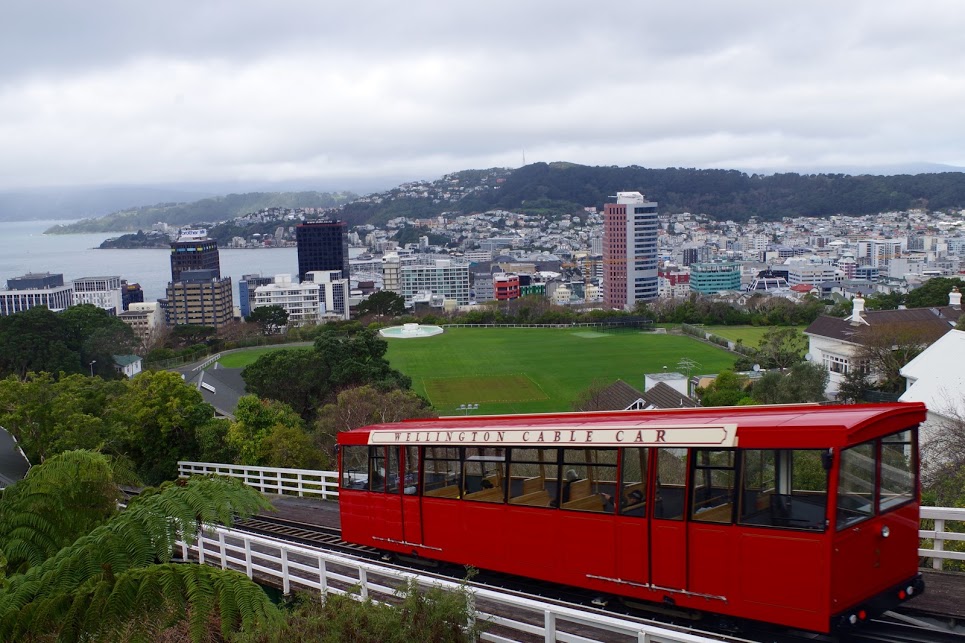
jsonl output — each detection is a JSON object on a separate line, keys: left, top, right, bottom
{"left": 899, "top": 329, "right": 965, "bottom": 420}
{"left": 804, "top": 306, "right": 961, "bottom": 345}
{"left": 641, "top": 381, "right": 699, "bottom": 409}
{"left": 593, "top": 379, "right": 645, "bottom": 411}
{"left": 184, "top": 364, "right": 247, "bottom": 419}
{"left": 112, "top": 354, "right": 142, "bottom": 367}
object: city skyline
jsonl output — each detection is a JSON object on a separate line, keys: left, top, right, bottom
{"left": 2, "top": 2, "right": 964, "bottom": 191}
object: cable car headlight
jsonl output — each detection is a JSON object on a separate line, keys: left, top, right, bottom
{"left": 881, "top": 525, "right": 890, "bottom": 538}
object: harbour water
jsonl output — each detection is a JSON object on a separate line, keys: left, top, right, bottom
{"left": 0, "top": 220, "right": 299, "bottom": 302}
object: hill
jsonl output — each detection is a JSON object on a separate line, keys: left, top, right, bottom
{"left": 295, "top": 163, "right": 965, "bottom": 225}
{"left": 41, "top": 163, "right": 965, "bottom": 233}
{"left": 45, "top": 191, "right": 357, "bottom": 233}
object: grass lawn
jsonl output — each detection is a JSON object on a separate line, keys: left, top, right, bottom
{"left": 217, "top": 345, "right": 306, "bottom": 368}
{"left": 700, "top": 325, "right": 806, "bottom": 347}
{"left": 385, "top": 328, "right": 736, "bottom": 415}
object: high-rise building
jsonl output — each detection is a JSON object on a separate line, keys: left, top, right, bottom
{"left": 603, "top": 191, "right": 658, "bottom": 310}
{"left": 170, "top": 234, "right": 221, "bottom": 282}
{"left": 162, "top": 269, "right": 234, "bottom": 328}
{"left": 121, "top": 281, "right": 144, "bottom": 310}
{"left": 296, "top": 219, "right": 349, "bottom": 282}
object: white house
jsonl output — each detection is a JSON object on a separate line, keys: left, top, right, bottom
{"left": 803, "top": 291, "right": 961, "bottom": 398}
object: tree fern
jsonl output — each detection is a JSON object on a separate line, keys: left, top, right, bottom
{"left": 0, "top": 450, "right": 280, "bottom": 641}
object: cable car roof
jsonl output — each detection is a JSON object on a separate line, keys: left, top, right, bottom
{"left": 339, "top": 402, "right": 926, "bottom": 450}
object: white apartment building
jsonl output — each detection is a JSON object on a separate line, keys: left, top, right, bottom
{"left": 0, "top": 280, "right": 74, "bottom": 316}
{"left": 72, "top": 276, "right": 123, "bottom": 314}
{"left": 400, "top": 260, "right": 470, "bottom": 306}
{"left": 786, "top": 261, "right": 840, "bottom": 287}
{"left": 305, "top": 270, "right": 351, "bottom": 321}
{"left": 252, "top": 274, "right": 322, "bottom": 326}
{"left": 857, "top": 239, "right": 903, "bottom": 268}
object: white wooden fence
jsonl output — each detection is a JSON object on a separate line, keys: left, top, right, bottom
{"left": 176, "top": 525, "right": 724, "bottom": 643}
{"left": 919, "top": 506, "right": 965, "bottom": 570}
{"left": 178, "top": 461, "right": 339, "bottom": 499}
{"left": 177, "top": 462, "right": 965, "bottom": 569}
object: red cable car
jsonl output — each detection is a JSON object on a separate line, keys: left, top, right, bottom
{"left": 337, "top": 403, "right": 925, "bottom": 633}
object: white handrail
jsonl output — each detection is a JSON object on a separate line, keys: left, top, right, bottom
{"left": 177, "top": 525, "right": 723, "bottom": 643}
{"left": 177, "top": 462, "right": 965, "bottom": 570}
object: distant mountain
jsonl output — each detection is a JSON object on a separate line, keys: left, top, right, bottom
{"left": 0, "top": 186, "right": 217, "bottom": 222}
{"left": 46, "top": 191, "right": 357, "bottom": 234}
{"left": 32, "top": 162, "right": 965, "bottom": 233}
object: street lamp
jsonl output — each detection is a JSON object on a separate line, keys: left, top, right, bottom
{"left": 89, "top": 360, "right": 96, "bottom": 377}
{"left": 457, "top": 403, "right": 479, "bottom": 416}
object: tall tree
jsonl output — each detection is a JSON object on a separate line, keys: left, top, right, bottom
{"left": 246, "top": 304, "right": 290, "bottom": 335}
{"left": 756, "top": 327, "right": 807, "bottom": 370}
{"left": 105, "top": 370, "right": 215, "bottom": 484}
{"left": 750, "top": 363, "right": 828, "bottom": 404}
{"left": 315, "top": 385, "right": 435, "bottom": 455}
{"left": 854, "top": 322, "right": 945, "bottom": 393}
{"left": 243, "top": 329, "right": 411, "bottom": 422}
{"left": 356, "top": 291, "right": 406, "bottom": 319}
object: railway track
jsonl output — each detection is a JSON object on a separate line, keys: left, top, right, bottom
{"left": 226, "top": 515, "right": 965, "bottom": 643}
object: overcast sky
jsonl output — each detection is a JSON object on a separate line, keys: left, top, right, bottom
{"left": 2, "top": 1, "right": 964, "bottom": 191}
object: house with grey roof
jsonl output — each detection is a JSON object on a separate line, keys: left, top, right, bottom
{"left": 804, "top": 289, "right": 962, "bottom": 399}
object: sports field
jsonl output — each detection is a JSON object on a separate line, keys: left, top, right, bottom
{"left": 384, "top": 328, "right": 736, "bottom": 415}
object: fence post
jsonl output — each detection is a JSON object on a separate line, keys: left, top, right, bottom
{"left": 933, "top": 518, "right": 945, "bottom": 570}
{"left": 544, "top": 611, "right": 556, "bottom": 643}
{"left": 219, "top": 532, "right": 227, "bottom": 569}
{"left": 281, "top": 548, "right": 290, "bottom": 595}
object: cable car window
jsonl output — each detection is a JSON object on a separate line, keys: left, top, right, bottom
{"left": 619, "top": 447, "right": 648, "bottom": 517}
{"left": 368, "top": 446, "right": 387, "bottom": 493}
{"left": 654, "top": 448, "right": 688, "bottom": 520}
{"left": 508, "top": 448, "right": 559, "bottom": 508}
{"left": 561, "top": 448, "right": 617, "bottom": 513}
{"left": 386, "top": 446, "right": 401, "bottom": 494}
{"left": 837, "top": 442, "right": 877, "bottom": 529}
{"left": 463, "top": 447, "right": 506, "bottom": 503}
{"left": 739, "top": 449, "right": 828, "bottom": 531}
{"left": 403, "top": 446, "right": 419, "bottom": 495}
{"left": 340, "top": 445, "right": 369, "bottom": 490}
{"left": 879, "top": 429, "right": 915, "bottom": 512}
{"left": 423, "top": 447, "right": 462, "bottom": 499}
{"left": 691, "top": 449, "right": 736, "bottom": 523}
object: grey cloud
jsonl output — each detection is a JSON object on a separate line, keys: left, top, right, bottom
{"left": 1, "top": 1, "right": 965, "bottom": 190}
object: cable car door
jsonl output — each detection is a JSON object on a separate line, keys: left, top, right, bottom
{"left": 649, "top": 448, "right": 688, "bottom": 592}
{"left": 370, "top": 446, "right": 404, "bottom": 544}
{"left": 400, "top": 446, "right": 424, "bottom": 547}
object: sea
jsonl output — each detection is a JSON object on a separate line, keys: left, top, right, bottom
{"left": 0, "top": 220, "right": 299, "bottom": 302}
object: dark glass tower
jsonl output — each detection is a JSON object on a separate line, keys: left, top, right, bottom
{"left": 296, "top": 219, "right": 349, "bottom": 282}
{"left": 170, "top": 238, "right": 221, "bottom": 282}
